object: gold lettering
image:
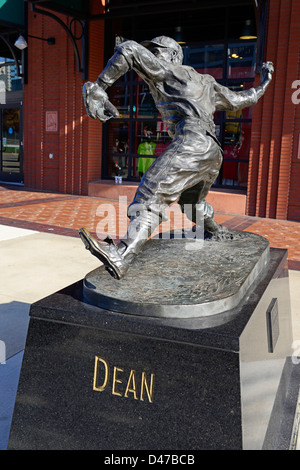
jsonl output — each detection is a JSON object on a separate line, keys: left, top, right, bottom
{"left": 124, "top": 369, "right": 138, "bottom": 400}
{"left": 93, "top": 356, "right": 110, "bottom": 391}
{"left": 112, "top": 366, "right": 124, "bottom": 396}
{"left": 93, "top": 357, "right": 155, "bottom": 403}
{"left": 140, "top": 371, "right": 155, "bottom": 403}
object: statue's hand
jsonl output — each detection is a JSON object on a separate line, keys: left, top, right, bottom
{"left": 83, "top": 82, "right": 119, "bottom": 122}
{"left": 260, "top": 61, "right": 274, "bottom": 83}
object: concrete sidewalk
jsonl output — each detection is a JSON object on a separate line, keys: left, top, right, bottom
{"left": 0, "top": 225, "right": 100, "bottom": 450}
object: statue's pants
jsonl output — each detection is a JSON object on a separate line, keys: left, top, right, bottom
{"left": 128, "top": 118, "right": 223, "bottom": 226}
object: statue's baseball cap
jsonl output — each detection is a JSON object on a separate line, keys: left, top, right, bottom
{"left": 141, "top": 36, "right": 183, "bottom": 63}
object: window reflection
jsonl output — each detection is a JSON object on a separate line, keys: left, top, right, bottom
{"left": 1, "top": 108, "right": 20, "bottom": 174}
{"left": 0, "top": 58, "right": 23, "bottom": 95}
{"left": 228, "top": 43, "right": 256, "bottom": 79}
{"left": 136, "top": 82, "right": 158, "bottom": 118}
{"left": 135, "top": 121, "right": 171, "bottom": 178}
{"left": 186, "top": 44, "right": 224, "bottom": 79}
{"left": 222, "top": 121, "right": 251, "bottom": 187}
{"left": 109, "top": 80, "right": 132, "bottom": 118}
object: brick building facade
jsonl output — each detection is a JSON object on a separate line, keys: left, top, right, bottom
{"left": 246, "top": 0, "right": 300, "bottom": 221}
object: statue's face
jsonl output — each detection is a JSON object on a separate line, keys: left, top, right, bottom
{"left": 151, "top": 46, "right": 177, "bottom": 63}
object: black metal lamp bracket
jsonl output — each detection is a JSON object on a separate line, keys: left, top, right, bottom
{"left": 31, "top": 3, "right": 88, "bottom": 80}
{"left": 0, "top": 33, "right": 21, "bottom": 77}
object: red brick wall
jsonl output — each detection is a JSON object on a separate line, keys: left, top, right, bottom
{"left": 247, "top": 0, "right": 300, "bottom": 221}
{"left": 86, "top": 11, "right": 105, "bottom": 188}
{"left": 24, "top": 1, "right": 105, "bottom": 195}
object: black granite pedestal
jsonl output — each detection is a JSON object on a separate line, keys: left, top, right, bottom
{"left": 7, "top": 241, "right": 298, "bottom": 450}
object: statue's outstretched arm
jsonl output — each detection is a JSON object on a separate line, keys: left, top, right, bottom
{"left": 83, "top": 40, "right": 164, "bottom": 122}
{"left": 215, "top": 61, "right": 274, "bottom": 111}
{"left": 254, "top": 61, "right": 274, "bottom": 100}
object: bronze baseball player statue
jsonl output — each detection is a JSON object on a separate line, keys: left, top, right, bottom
{"left": 79, "top": 36, "right": 273, "bottom": 279}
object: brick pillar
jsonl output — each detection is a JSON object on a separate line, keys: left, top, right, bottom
{"left": 24, "top": 2, "right": 105, "bottom": 195}
{"left": 247, "top": 0, "right": 300, "bottom": 221}
{"left": 85, "top": 9, "right": 106, "bottom": 190}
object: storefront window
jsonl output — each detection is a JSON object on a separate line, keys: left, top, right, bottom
{"left": 109, "top": 78, "right": 132, "bottom": 118}
{"left": 0, "top": 57, "right": 23, "bottom": 184}
{"left": 185, "top": 44, "right": 225, "bottom": 80}
{"left": 220, "top": 77, "right": 255, "bottom": 188}
{"left": 0, "top": 58, "right": 23, "bottom": 102}
{"left": 222, "top": 121, "right": 251, "bottom": 187}
{"left": 106, "top": 119, "right": 129, "bottom": 177}
{"left": 227, "top": 43, "right": 256, "bottom": 79}
{"left": 135, "top": 120, "right": 171, "bottom": 178}
{"left": 136, "top": 80, "right": 158, "bottom": 119}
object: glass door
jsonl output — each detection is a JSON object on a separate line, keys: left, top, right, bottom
{"left": 0, "top": 106, "right": 23, "bottom": 184}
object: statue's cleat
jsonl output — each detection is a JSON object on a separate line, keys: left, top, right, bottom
{"left": 204, "top": 217, "right": 220, "bottom": 234}
{"left": 79, "top": 228, "right": 129, "bottom": 280}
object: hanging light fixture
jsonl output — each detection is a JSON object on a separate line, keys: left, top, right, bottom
{"left": 240, "top": 20, "right": 257, "bottom": 40}
{"left": 175, "top": 26, "right": 186, "bottom": 45}
{"left": 14, "top": 35, "right": 28, "bottom": 50}
{"left": 14, "top": 34, "right": 55, "bottom": 50}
